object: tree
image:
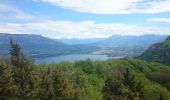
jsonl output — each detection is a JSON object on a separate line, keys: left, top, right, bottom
{"left": 122, "top": 68, "right": 144, "bottom": 100}
{"left": 40, "top": 67, "right": 55, "bottom": 100}
{"left": 53, "top": 69, "right": 74, "bottom": 100}
{"left": 103, "top": 77, "right": 123, "bottom": 100}
{"left": 9, "top": 39, "right": 39, "bottom": 99}
{"left": 103, "top": 67, "right": 144, "bottom": 100}
{"left": 0, "top": 61, "right": 18, "bottom": 100}
{"left": 10, "top": 39, "right": 21, "bottom": 67}
{"left": 103, "top": 66, "right": 126, "bottom": 100}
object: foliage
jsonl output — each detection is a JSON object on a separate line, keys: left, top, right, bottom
{"left": 103, "top": 67, "right": 144, "bottom": 100}
{"left": 40, "top": 67, "right": 55, "bottom": 100}
{"left": 1, "top": 40, "right": 170, "bottom": 100}
{"left": 0, "top": 61, "right": 18, "bottom": 100}
{"left": 138, "top": 36, "right": 170, "bottom": 66}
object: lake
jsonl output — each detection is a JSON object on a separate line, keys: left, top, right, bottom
{"left": 35, "top": 54, "right": 110, "bottom": 64}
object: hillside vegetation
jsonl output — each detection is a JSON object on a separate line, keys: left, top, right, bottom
{"left": 139, "top": 36, "right": 170, "bottom": 66}
{"left": 1, "top": 40, "right": 170, "bottom": 100}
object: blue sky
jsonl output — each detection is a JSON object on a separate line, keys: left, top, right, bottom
{"left": 0, "top": 0, "right": 170, "bottom": 39}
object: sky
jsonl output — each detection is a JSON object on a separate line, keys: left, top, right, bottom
{"left": 0, "top": 0, "right": 170, "bottom": 39}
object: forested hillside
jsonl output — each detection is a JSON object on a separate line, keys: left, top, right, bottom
{"left": 138, "top": 35, "right": 170, "bottom": 66}
{"left": 1, "top": 40, "right": 170, "bottom": 100}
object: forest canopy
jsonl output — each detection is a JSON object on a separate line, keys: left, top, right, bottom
{"left": 0, "top": 40, "right": 170, "bottom": 100}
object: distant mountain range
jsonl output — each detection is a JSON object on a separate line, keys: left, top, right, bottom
{"left": 59, "top": 38, "right": 105, "bottom": 45}
{"left": 96, "top": 35, "right": 166, "bottom": 48}
{"left": 0, "top": 33, "right": 99, "bottom": 59}
{"left": 92, "top": 34, "right": 167, "bottom": 56}
{"left": 0, "top": 33, "right": 168, "bottom": 59}
{"left": 138, "top": 35, "right": 170, "bottom": 65}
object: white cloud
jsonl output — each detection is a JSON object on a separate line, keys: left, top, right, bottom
{"left": 0, "top": 4, "right": 34, "bottom": 19}
{"left": 147, "top": 18, "right": 170, "bottom": 23}
{"left": 0, "top": 1, "right": 169, "bottom": 39}
{"left": 34, "top": 0, "right": 170, "bottom": 14}
{"left": 0, "top": 20, "right": 169, "bottom": 39}
{"left": 142, "top": 0, "right": 170, "bottom": 14}
{"left": 0, "top": 23, "right": 24, "bottom": 33}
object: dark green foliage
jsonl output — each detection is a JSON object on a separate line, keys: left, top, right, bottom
{"left": 40, "top": 67, "right": 55, "bottom": 100}
{"left": 103, "top": 77, "right": 123, "bottom": 100}
{"left": 103, "top": 66, "right": 124, "bottom": 100}
{"left": 0, "top": 61, "right": 18, "bottom": 100}
{"left": 9, "top": 40, "right": 39, "bottom": 99}
{"left": 122, "top": 68, "right": 144, "bottom": 100}
{"left": 53, "top": 69, "right": 74, "bottom": 100}
{"left": 160, "top": 94, "right": 164, "bottom": 100}
{"left": 138, "top": 36, "right": 170, "bottom": 66}
{"left": 103, "top": 67, "right": 144, "bottom": 100}
{"left": 75, "top": 59, "right": 95, "bottom": 74}
{"left": 147, "top": 72, "right": 170, "bottom": 91}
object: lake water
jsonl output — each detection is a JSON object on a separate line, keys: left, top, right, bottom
{"left": 35, "top": 54, "right": 109, "bottom": 64}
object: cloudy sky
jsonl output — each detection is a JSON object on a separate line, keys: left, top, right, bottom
{"left": 0, "top": 0, "right": 170, "bottom": 39}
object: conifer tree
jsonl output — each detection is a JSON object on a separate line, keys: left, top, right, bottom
{"left": 53, "top": 69, "right": 74, "bottom": 100}
{"left": 103, "top": 66, "right": 125, "bottom": 100}
{"left": 103, "top": 77, "right": 123, "bottom": 100}
{"left": 122, "top": 68, "right": 144, "bottom": 100}
{"left": 9, "top": 39, "right": 39, "bottom": 99}
{"left": 103, "top": 67, "right": 144, "bottom": 100}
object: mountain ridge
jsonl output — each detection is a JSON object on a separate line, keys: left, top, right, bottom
{"left": 0, "top": 33, "right": 168, "bottom": 59}
{"left": 92, "top": 34, "right": 167, "bottom": 56}
{"left": 138, "top": 35, "right": 170, "bottom": 65}
{"left": 0, "top": 33, "right": 99, "bottom": 59}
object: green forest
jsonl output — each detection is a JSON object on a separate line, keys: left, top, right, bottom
{"left": 1, "top": 40, "right": 170, "bottom": 100}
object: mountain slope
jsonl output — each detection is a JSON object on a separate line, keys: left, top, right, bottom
{"left": 0, "top": 33, "right": 67, "bottom": 58}
{"left": 59, "top": 38, "right": 105, "bottom": 45}
{"left": 0, "top": 33, "right": 99, "bottom": 59}
{"left": 138, "top": 35, "right": 170, "bottom": 65}
{"left": 93, "top": 34, "right": 167, "bottom": 56}
{"left": 0, "top": 33, "right": 167, "bottom": 59}
{"left": 97, "top": 34, "right": 166, "bottom": 48}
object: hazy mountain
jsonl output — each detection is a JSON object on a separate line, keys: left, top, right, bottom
{"left": 0, "top": 33, "right": 67, "bottom": 58}
{"left": 91, "top": 34, "right": 167, "bottom": 57}
{"left": 0, "top": 33, "right": 99, "bottom": 59}
{"left": 0, "top": 33, "right": 167, "bottom": 59}
{"left": 96, "top": 34, "right": 167, "bottom": 48}
{"left": 59, "top": 38, "right": 105, "bottom": 45}
{"left": 138, "top": 35, "right": 170, "bottom": 65}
